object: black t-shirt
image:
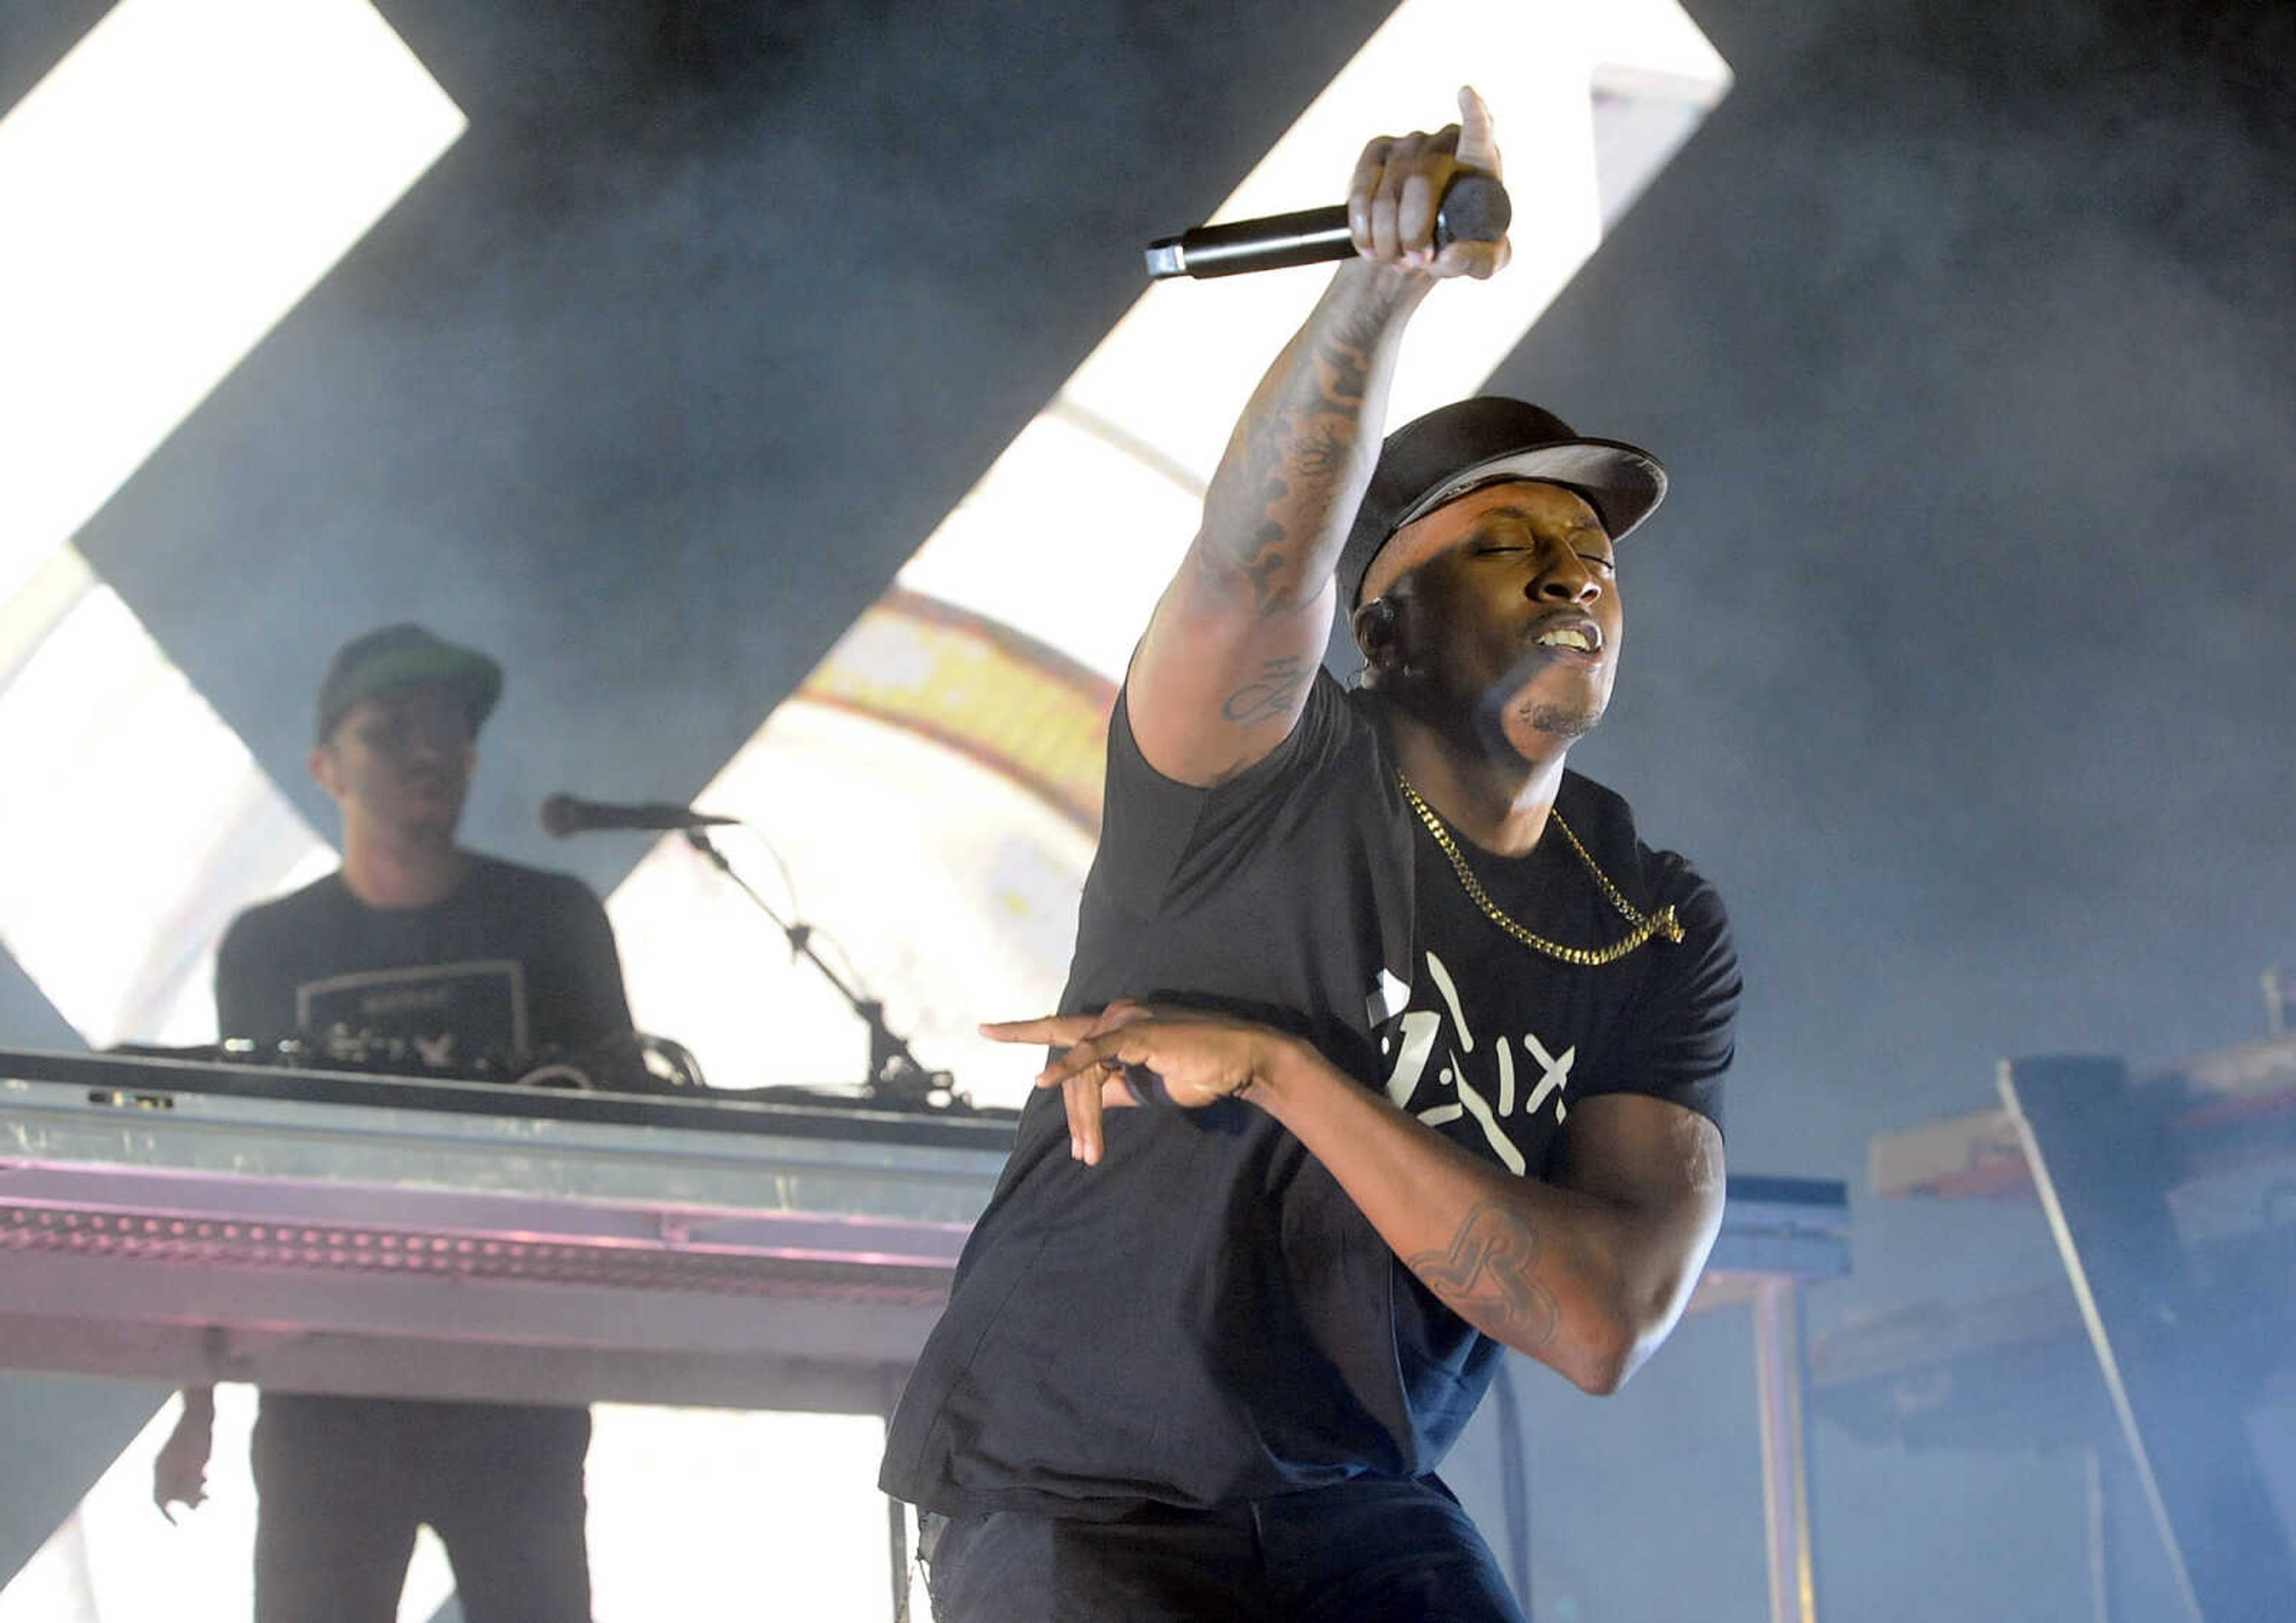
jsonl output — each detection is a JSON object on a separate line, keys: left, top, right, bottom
{"left": 880, "top": 674, "right": 1737, "bottom": 1518}
{"left": 216, "top": 855, "right": 633, "bottom": 1067}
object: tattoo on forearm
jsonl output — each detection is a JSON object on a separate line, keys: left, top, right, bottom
{"left": 1406, "top": 1201, "right": 1562, "bottom": 1349}
{"left": 1203, "top": 319, "right": 1384, "bottom": 614}
{"left": 1220, "top": 655, "right": 1311, "bottom": 725}
{"left": 1294, "top": 419, "right": 1348, "bottom": 483}
{"left": 1316, "top": 331, "right": 1372, "bottom": 412}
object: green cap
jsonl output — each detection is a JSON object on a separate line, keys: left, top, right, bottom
{"left": 315, "top": 624, "right": 503, "bottom": 743}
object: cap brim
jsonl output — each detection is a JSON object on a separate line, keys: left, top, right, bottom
{"left": 1390, "top": 439, "right": 1668, "bottom": 541}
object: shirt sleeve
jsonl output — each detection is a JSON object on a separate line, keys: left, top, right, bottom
{"left": 212, "top": 909, "right": 270, "bottom": 1042}
{"left": 558, "top": 878, "right": 635, "bottom": 1042}
{"left": 1602, "top": 860, "right": 1738, "bottom": 1136}
{"left": 1091, "top": 670, "right": 1359, "bottom": 920}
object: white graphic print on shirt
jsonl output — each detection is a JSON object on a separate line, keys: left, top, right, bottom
{"left": 1375, "top": 948, "right": 1572, "bottom": 1176}
{"left": 294, "top": 959, "right": 530, "bottom": 1063}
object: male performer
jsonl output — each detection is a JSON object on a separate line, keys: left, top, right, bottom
{"left": 152, "top": 624, "right": 631, "bottom": 1623}
{"left": 881, "top": 90, "right": 1738, "bottom": 1621}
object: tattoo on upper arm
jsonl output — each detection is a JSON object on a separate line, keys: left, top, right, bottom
{"left": 1236, "top": 521, "right": 1289, "bottom": 609}
{"left": 1406, "top": 1201, "right": 1562, "bottom": 1349}
{"left": 1219, "top": 655, "right": 1311, "bottom": 725}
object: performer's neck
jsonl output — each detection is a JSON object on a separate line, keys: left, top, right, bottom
{"left": 338, "top": 822, "right": 469, "bottom": 909}
{"left": 1384, "top": 706, "right": 1569, "bottom": 858}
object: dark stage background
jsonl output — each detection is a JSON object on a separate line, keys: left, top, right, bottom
{"left": 4, "top": 0, "right": 2292, "bottom": 1616}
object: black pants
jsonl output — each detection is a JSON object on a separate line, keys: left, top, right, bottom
{"left": 921, "top": 1476, "right": 1525, "bottom": 1623}
{"left": 251, "top": 1393, "right": 591, "bottom": 1623}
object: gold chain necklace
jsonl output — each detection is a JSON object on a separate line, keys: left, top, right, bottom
{"left": 1397, "top": 772, "right": 1684, "bottom": 966}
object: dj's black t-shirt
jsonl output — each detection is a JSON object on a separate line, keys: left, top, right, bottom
{"left": 881, "top": 673, "right": 1737, "bottom": 1518}
{"left": 215, "top": 855, "right": 632, "bottom": 1066}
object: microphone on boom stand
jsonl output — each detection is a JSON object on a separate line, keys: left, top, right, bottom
{"left": 539, "top": 793, "right": 738, "bottom": 837}
{"left": 538, "top": 792, "right": 965, "bottom": 1112}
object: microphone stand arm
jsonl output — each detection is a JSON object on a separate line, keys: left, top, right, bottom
{"left": 682, "top": 828, "right": 947, "bottom": 1108}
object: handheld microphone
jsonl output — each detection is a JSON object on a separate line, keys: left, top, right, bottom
{"left": 1145, "top": 174, "right": 1510, "bottom": 281}
{"left": 539, "top": 794, "right": 738, "bottom": 837}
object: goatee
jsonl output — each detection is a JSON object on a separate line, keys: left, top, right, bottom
{"left": 1522, "top": 698, "right": 1604, "bottom": 742}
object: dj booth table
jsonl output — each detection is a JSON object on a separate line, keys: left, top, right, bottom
{"left": 1, "top": 1046, "right": 1848, "bottom": 1621}
{"left": 0, "top": 1047, "right": 999, "bottom": 1417}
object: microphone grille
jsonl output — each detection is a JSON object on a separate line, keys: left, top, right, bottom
{"left": 539, "top": 794, "right": 580, "bottom": 838}
{"left": 1435, "top": 175, "right": 1512, "bottom": 248}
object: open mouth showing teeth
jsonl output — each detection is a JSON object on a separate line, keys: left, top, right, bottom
{"left": 1535, "top": 627, "right": 1595, "bottom": 651}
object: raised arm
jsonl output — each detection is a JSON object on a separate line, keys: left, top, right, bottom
{"left": 991, "top": 1006, "right": 1724, "bottom": 1395}
{"left": 1128, "top": 88, "right": 1507, "bottom": 787}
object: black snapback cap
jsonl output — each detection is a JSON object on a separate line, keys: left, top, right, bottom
{"left": 315, "top": 624, "right": 503, "bottom": 743}
{"left": 1338, "top": 397, "right": 1668, "bottom": 605}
